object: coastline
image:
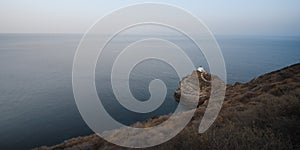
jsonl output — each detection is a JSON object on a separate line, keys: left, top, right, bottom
{"left": 36, "top": 63, "right": 300, "bottom": 150}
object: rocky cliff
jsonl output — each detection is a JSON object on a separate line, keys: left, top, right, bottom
{"left": 36, "top": 63, "right": 300, "bottom": 150}
{"left": 174, "top": 70, "right": 223, "bottom": 108}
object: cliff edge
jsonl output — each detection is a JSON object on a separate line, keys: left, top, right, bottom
{"left": 36, "top": 63, "right": 300, "bottom": 150}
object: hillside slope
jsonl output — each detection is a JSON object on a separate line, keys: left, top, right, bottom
{"left": 36, "top": 63, "right": 300, "bottom": 150}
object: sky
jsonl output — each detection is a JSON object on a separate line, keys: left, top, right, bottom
{"left": 0, "top": 0, "right": 299, "bottom": 35}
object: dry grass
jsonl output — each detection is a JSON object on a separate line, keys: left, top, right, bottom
{"left": 36, "top": 64, "right": 300, "bottom": 150}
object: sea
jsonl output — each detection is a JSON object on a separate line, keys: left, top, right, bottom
{"left": 0, "top": 33, "right": 299, "bottom": 149}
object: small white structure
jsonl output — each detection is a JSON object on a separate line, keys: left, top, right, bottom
{"left": 197, "top": 66, "right": 205, "bottom": 72}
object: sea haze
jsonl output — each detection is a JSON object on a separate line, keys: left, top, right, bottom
{"left": 0, "top": 34, "right": 299, "bottom": 149}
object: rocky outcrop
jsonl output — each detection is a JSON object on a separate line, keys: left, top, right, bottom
{"left": 35, "top": 63, "right": 300, "bottom": 150}
{"left": 174, "top": 70, "right": 211, "bottom": 107}
{"left": 173, "top": 70, "right": 225, "bottom": 108}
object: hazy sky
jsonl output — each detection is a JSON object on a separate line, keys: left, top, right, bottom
{"left": 0, "top": 0, "right": 299, "bottom": 35}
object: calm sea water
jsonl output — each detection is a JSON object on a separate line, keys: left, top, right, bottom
{"left": 0, "top": 34, "right": 299, "bottom": 149}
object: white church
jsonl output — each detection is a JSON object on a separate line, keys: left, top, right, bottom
{"left": 197, "top": 66, "right": 205, "bottom": 72}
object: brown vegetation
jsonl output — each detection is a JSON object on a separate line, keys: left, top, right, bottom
{"left": 36, "top": 63, "right": 300, "bottom": 150}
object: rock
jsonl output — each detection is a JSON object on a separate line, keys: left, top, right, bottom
{"left": 174, "top": 70, "right": 223, "bottom": 108}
